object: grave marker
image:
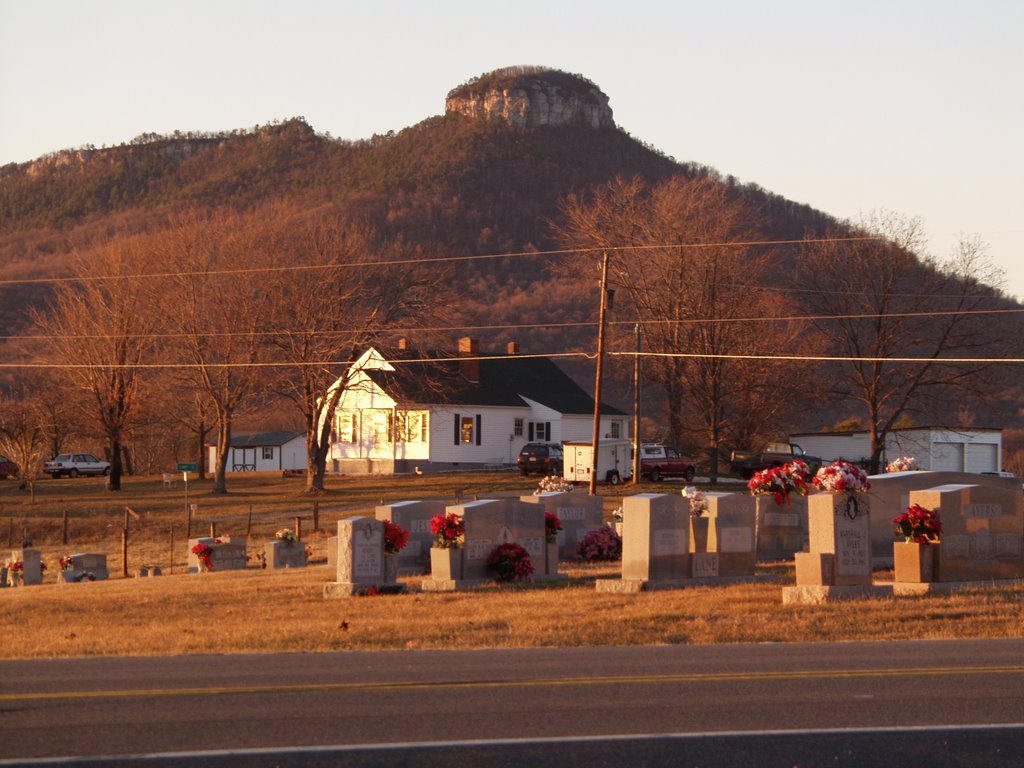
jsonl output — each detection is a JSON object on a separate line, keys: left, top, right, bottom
{"left": 324, "top": 517, "right": 405, "bottom": 597}
{"left": 187, "top": 537, "right": 247, "bottom": 573}
{"left": 909, "top": 483, "right": 1023, "bottom": 583}
{"left": 596, "top": 493, "right": 689, "bottom": 592}
{"left": 375, "top": 499, "right": 447, "bottom": 573}
{"left": 519, "top": 492, "right": 603, "bottom": 560}
{"left": 784, "top": 492, "right": 889, "bottom": 604}
{"left": 265, "top": 539, "right": 308, "bottom": 569}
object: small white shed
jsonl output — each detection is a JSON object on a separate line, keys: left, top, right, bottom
{"left": 206, "top": 430, "right": 306, "bottom": 474}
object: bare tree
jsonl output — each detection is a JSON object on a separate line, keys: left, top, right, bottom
{"left": 0, "top": 389, "right": 51, "bottom": 503}
{"left": 265, "top": 208, "right": 451, "bottom": 492}
{"left": 33, "top": 237, "right": 160, "bottom": 490}
{"left": 556, "top": 176, "right": 803, "bottom": 480}
{"left": 802, "top": 211, "right": 1008, "bottom": 473}
{"left": 155, "top": 208, "right": 277, "bottom": 494}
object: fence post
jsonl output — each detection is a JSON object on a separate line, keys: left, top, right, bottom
{"left": 62, "top": 510, "right": 69, "bottom": 545}
{"left": 313, "top": 501, "right": 319, "bottom": 532}
{"left": 294, "top": 516, "right": 302, "bottom": 541}
{"left": 247, "top": 504, "right": 253, "bottom": 536}
{"left": 121, "top": 528, "right": 128, "bottom": 578}
{"left": 209, "top": 521, "right": 216, "bottom": 538}
{"left": 169, "top": 527, "right": 174, "bottom": 575}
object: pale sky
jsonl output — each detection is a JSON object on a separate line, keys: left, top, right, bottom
{"left": 2, "top": 0, "right": 1021, "bottom": 300}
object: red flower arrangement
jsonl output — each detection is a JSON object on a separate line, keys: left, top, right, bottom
{"left": 892, "top": 503, "right": 943, "bottom": 544}
{"left": 576, "top": 525, "right": 622, "bottom": 561}
{"left": 8, "top": 560, "right": 23, "bottom": 572}
{"left": 487, "top": 542, "right": 534, "bottom": 582}
{"left": 429, "top": 512, "right": 465, "bottom": 549}
{"left": 544, "top": 512, "right": 562, "bottom": 542}
{"left": 382, "top": 519, "right": 410, "bottom": 554}
{"left": 59, "top": 555, "right": 75, "bottom": 571}
{"left": 748, "top": 460, "right": 812, "bottom": 506}
{"left": 191, "top": 542, "right": 214, "bottom": 571}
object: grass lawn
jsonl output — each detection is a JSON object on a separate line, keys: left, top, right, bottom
{"left": 1, "top": 470, "right": 1022, "bottom": 659}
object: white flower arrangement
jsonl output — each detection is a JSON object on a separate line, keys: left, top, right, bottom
{"left": 886, "top": 456, "right": 919, "bottom": 473}
{"left": 812, "top": 461, "right": 871, "bottom": 493}
{"left": 535, "top": 475, "right": 574, "bottom": 494}
{"left": 275, "top": 528, "right": 297, "bottom": 544}
{"left": 682, "top": 486, "right": 708, "bottom": 516}
{"left": 612, "top": 506, "right": 624, "bottom": 523}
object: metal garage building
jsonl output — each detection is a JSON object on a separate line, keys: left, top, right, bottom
{"left": 788, "top": 427, "right": 1003, "bottom": 474}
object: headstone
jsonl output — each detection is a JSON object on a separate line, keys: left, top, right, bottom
{"left": 519, "top": 492, "right": 603, "bottom": 560}
{"left": 59, "top": 552, "right": 109, "bottom": 582}
{"left": 909, "top": 483, "right": 1023, "bottom": 582}
{"left": 804, "top": 493, "right": 872, "bottom": 585}
{"left": 421, "top": 498, "right": 547, "bottom": 590}
{"left": 867, "top": 471, "right": 1023, "bottom": 566}
{"left": 17, "top": 548, "right": 42, "bottom": 585}
{"left": 460, "top": 498, "right": 545, "bottom": 581}
{"left": 265, "top": 539, "right": 308, "bottom": 569}
{"left": 754, "top": 494, "right": 809, "bottom": 559}
{"left": 375, "top": 499, "right": 447, "bottom": 573}
{"left": 324, "top": 517, "right": 405, "bottom": 597}
{"left": 784, "top": 492, "right": 888, "bottom": 604}
{"left": 187, "top": 537, "right": 247, "bottom": 573}
{"left": 705, "top": 492, "right": 757, "bottom": 577}
{"left": 596, "top": 493, "right": 689, "bottom": 592}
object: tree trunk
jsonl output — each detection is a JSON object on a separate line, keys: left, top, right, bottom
{"left": 196, "top": 418, "right": 209, "bottom": 481}
{"left": 213, "top": 416, "right": 231, "bottom": 494}
{"left": 108, "top": 436, "right": 123, "bottom": 491}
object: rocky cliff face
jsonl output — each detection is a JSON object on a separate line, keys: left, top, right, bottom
{"left": 445, "top": 68, "right": 614, "bottom": 129}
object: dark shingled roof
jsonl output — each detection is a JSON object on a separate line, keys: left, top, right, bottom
{"left": 211, "top": 430, "right": 305, "bottom": 448}
{"left": 361, "top": 348, "right": 624, "bottom": 416}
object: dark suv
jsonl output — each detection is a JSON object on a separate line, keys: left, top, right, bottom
{"left": 517, "top": 443, "right": 564, "bottom": 476}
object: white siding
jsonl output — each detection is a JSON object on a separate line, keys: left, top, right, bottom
{"left": 559, "top": 414, "right": 625, "bottom": 443}
{"left": 429, "top": 405, "right": 524, "bottom": 465}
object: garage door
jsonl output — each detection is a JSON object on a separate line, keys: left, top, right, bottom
{"left": 931, "top": 442, "right": 963, "bottom": 471}
{"left": 965, "top": 443, "right": 998, "bottom": 473}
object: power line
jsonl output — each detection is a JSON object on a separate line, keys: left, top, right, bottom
{"left": 3, "top": 349, "right": 1022, "bottom": 370}
{"left": 0, "top": 236, "right": 882, "bottom": 287}
{"left": 3, "top": 307, "right": 1020, "bottom": 342}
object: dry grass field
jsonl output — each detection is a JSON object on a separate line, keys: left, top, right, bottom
{"left": 2, "top": 471, "right": 1022, "bottom": 659}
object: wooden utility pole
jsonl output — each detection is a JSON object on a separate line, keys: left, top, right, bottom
{"left": 632, "top": 322, "right": 642, "bottom": 485}
{"left": 589, "top": 251, "right": 611, "bottom": 496}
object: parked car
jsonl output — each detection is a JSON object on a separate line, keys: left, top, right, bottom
{"left": 639, "top": 444, "right": 697, "bottom": 482}
{"left": 44, "top": 453, "right": 110, "bottom": 478}
{"left": 517, "top": 443, "right": 564, "bottom": 476}
{"left": 0, "top": 455, "right": 18, "bottom": 480}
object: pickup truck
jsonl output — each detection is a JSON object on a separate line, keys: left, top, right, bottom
{"left": 639, "top": 445, "right": 697, "bottom": 482}
{"left": 729, "top": 442, "right": 823, "bottom": 479}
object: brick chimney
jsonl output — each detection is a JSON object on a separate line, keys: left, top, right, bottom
{"left": 397, "top": 337, "right": 408, "bottom": 350}
{"left": 458, "top": 337, "right": 480, "bottom": 383}
{"left": 506, "top": 340, "right": 519, "bottom": 355}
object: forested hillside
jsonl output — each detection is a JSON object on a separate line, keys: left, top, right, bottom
{"left": 1, "top": 67, "right": 1020, "bottom": 469}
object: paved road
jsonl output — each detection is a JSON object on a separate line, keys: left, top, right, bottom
{"left": 1, "top": 638, "right": 1022, "bottom": 766}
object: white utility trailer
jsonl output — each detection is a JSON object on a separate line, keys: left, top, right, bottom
{"left": 563, "top": 439, "right": 633, "bottom": 485}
